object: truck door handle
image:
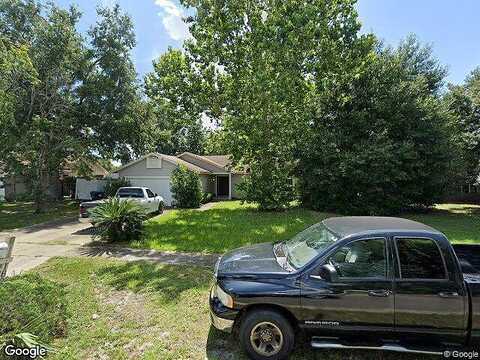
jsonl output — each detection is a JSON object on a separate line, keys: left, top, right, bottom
{"left": 368, "top": 290, "right": 391, "bottom": 297}
{"left": 438, "top": 292, "right": 459, "bottom": 298}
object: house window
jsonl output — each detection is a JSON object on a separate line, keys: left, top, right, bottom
{"left": 146, "top": 156, "right": 162, "bottom": 169}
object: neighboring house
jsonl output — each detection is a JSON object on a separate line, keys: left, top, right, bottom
{"left": 113, "top": 152, "right": 247, "bottom": 206}
{"left": 4, "top": 161, "right": 108, "bottom": 201}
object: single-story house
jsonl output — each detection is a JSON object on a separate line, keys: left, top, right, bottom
{"left": 112, "top": 152, "right": 247, "bottom": 206}
{"left": 4, "top": 161, "right": 108, "bottom": 201}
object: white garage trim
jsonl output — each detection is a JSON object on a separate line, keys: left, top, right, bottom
{"left": 124, "top": 176, "right": 170, "bottom": 180}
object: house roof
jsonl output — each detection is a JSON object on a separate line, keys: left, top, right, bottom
{"left": 114, "top": 152, "right": 248, "bottom": 176}
{"left": 323, "top": 216, "right": 440, "bottom": 238}
{"left": 63, "top": 161, "right": 109, "bottom": 178}
{"left": 114, "top": 153, "right": 211, "bottom": 174}
{"left": 203, "top": 155, "right": 231, "bottom": 168}
{"left": 177, "top": 152, "right": 247, "bottom": 174}
{"left": 161, "top": 154, "right": 211, "bottom": 174}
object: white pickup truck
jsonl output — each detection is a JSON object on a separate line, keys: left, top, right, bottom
{"left": 80, "top": 187, "right": 164, "bottom": 218}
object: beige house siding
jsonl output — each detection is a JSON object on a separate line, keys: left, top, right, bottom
{"left": 117, "top": 157, "right": 177, "bottom": 177}
{"left": 5, "top": 175, "right": 61, "bottom": 201}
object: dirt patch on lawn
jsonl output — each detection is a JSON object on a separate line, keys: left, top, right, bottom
{"left": 89, "top": 286, "right": 164, "bottom": 359}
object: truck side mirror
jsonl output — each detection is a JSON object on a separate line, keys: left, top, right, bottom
{"left": 312, "top": 264, "right": 339, "bottom": 283}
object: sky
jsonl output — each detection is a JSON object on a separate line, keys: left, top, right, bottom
{"left": 54, "top": 0, "right": 480, "bottom": 85}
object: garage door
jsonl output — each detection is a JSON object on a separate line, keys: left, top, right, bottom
{"left": 125, "top": 177, "right": 173, "bottom": 206}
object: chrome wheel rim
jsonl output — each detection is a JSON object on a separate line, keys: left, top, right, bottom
{"left": 250, "top": 321, "right": 284, "bottom": 356}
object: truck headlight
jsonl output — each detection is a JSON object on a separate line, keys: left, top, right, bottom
{"left": 215, "top": 284, "right": 234, "bottom": 309}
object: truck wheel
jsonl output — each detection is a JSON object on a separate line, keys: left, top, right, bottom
{"left": 239, "top": 309, "right": 294, "bottom": 360}
{"left": 157, "top": 202, "right": 164, "bottom": 214}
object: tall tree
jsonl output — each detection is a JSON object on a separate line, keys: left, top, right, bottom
{"left": 0, "top": 1, "right": 87, "bottom": 210}
{"left": 298, "top": 36, "right": 452, "bottom": 214}
{"left": 79, "top": 4, "right": 140, "bottom": 163}
{"left": 182, "top": 0, "right": 370, "bottom": 210}
{"left": 144, "top": 48, "right": 205, "bottom": 155}
{"left": 444, "top": 68, "right": 480, "bottom": 186}
{"left": 0, "top": 1, "right": 142, "bottom": 210}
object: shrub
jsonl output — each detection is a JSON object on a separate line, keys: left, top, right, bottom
{"left": 237, "top": 160, "right": 294, "bottom": 211}
{"left": 89, "top": 198, "right": 147, "bottom": 242}
{"left": 103, "top": 177, "right": 131, "bottom": 197}
{"left": 0, "top": 274, "right": 67, "bottom": 347}
{"left": 170, "top": 165, "right": 203, "bottom": 208}
{"left": 201, "top": 192, "right": 214, "bottom": 204}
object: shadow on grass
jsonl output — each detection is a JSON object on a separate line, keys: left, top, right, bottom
{"left": 95, "top": 260, "right": 213, "bottom": 304}
{"left": 404, "top": 204, "right": 480, "bottom": 244}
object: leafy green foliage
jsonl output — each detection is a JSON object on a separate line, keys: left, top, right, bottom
{"left": 298, "top": 36, "right": 452, "bottom": 215}
{"left": 237, "top": 160, "right": 294, "bottom": 211}
{"left": 0, "top": 1, "right": 141, "bottom": 212}
{"left": 144, "top": 49, "right": 205, "bottom": 155}
{"left": 170, "top": 165, "right": 203, "bottom": 208}
{"left": 201, "top": 192, "right": 214, "bottom": 204}
{"left": 0, "top": 273, "right": 67, "bottom": 347}
{"left": 79, "top": 4, "right": 140, "bottom": 163}
{"left": 103, "top": 178, "right": 131, "bottom": 197}
{"left": 182, "top": 0, "right": 372, "bottom": 210}
{"left": 444, "top": 68, "right": 480, "bottom": 186}
{"left": 89, "top": 198, "right": 147, "bottom": 242}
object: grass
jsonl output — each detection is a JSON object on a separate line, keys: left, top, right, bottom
{"left": 0, "top": 200, "right": 78, "bottom": 231}
{"left": 30, "top": 257, "right": 431, "bottom": 360}
{"left": 133, "top": 201, "right": 480, "bottom": 253}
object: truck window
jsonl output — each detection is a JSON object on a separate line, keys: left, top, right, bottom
{"left": 116, "top": 188, "right": 144, "bottom": 198}
{"left": 328, "top": 238, "right": 387, "bottom": 279}
{"left": 395, "top": 238, "right": 447, "bottom": 280}
{"left": 146, "top": 189, "right": 155, "bottom": 198}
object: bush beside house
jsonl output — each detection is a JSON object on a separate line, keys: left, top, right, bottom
{"left": 171, "top": 165, "right": 203, "bottom": 208}
{"left": 103, "top": 178, "right": 131, "bottom": 197}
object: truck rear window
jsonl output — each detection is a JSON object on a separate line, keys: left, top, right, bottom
{"left": 396, "top": 238, "right": 447, "bottom": 280}
{"left": 117, "top": 188, "right": 144, "bottom": 198}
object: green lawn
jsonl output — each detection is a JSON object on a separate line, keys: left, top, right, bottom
{"left": 30, "top": 257, "right": 430, "bottom": 360}
{"left": 133, "top": 201, "right": 480, "bottom": 253}
{"left": 0, "top": 200, "right": 79, "bottom": 231}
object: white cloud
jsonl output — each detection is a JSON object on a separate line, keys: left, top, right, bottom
{"left": 154, "top": 0, "right": 190, "bottom": 42}
{"left": 101, "top": 0, "right": 117, "bottom": 9}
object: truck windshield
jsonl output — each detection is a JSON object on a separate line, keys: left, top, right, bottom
{"left": 284, "top": 222, "right": 338, "bottom": 269}
{"left": 116, "top": 188, "right": 144, "bottom": 198}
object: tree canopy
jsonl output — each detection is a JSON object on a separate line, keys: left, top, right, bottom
{"left": 0, "top": 1, "right": 141, "bottom": 210}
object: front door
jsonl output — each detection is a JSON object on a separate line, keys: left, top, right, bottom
{"left": 393, "top": 237, "right": 467, "bottom": 345}
{"left": 217, "top": 176, "right": 229, "bottom": 197}
{"left": 301, "top": 237, "right": 394, "bottom": 339}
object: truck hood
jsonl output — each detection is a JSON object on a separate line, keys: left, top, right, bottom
{"left": 216, "top": 242, "right": 288, "bottom": 277}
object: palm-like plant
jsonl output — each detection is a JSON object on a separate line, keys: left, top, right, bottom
{"left": 89, "top": 198, "right": 147, "bottom": 242}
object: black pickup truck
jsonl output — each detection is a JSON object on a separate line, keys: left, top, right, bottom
{"left": 209, "top": 216, "right": 480, "bottom": 359}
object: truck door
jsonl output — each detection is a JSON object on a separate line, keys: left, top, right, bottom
{"left": 393, "top": 237, "right": 467, "bottom": 345}
{"left": 301, "top": 237, "right": 395, "bottom": 338}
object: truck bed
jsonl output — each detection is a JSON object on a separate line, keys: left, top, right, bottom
{"left": 453, "top": 244, "right": 480, "bottom": 274}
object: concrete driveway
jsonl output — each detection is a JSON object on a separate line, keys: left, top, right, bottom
{"left": 2, "top": 218, "right": 93, "bottom": 276}
{"left": 2, "top": 207, "right": 218, "bottom": 277}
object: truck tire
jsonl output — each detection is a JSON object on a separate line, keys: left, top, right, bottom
{"left": 157, "top": 202, "right": 164, "bottom": 214}
{"left": 239, "top": 309, "right": 294, "bottom": 360}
